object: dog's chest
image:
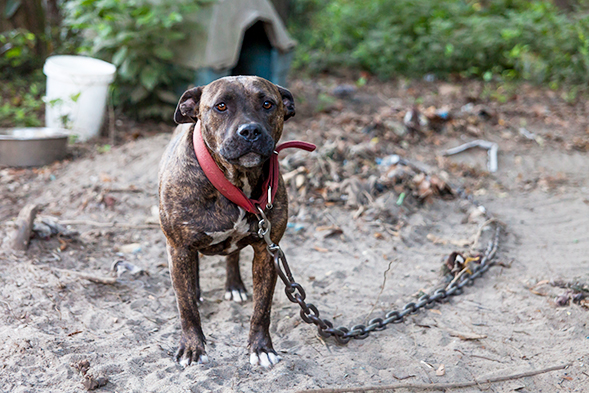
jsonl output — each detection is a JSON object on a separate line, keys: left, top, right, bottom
{"left": 203, "top": 208, "right": 254, "bottom": 254}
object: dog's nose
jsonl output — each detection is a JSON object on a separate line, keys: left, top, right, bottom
{"left": 237, "top": 123, "right": 262, "bottom": 141}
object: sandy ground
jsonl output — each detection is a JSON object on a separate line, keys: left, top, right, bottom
{"left": 1, "top": 77, "right": 588, "bottom": 392}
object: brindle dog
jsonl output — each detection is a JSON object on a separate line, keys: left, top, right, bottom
{"left": 158, "top": 76, "right": 295, "bottom": 368}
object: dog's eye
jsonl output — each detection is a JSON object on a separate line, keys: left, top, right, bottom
{"left": 263, "top": 101, "right": 273, "bottom": 110}
{"left": 215, "top": 103, "right": 227, "bottom": 112}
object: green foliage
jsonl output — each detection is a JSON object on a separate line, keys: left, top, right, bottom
{"left": 0, "top": 71, "right": 45, "bottom": 128}
{"left": 61, "top": 0, "right": 206, "bottom": 119}
{"left": 292, "top": 0, "right": 589, "bottom": 86}
{"left": 0, "top": 29, "right": 43, "bottom": 75}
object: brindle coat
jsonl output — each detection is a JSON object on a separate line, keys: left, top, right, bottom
{"left": 158, "top": 76, "right": 295, "bottom": 367}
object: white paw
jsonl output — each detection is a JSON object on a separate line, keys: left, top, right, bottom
{"left": 224, "top": 289, "right": 247, "bottom": 303}
{"left": 249, "top": 352, "right": 281, "bottom": 368}
{"left": 179, "top": 353, "right": 209, "bottom": 368}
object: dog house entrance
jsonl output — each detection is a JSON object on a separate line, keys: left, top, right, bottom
{"left": 232, "top": 22, "right": 273, "bottom": 81}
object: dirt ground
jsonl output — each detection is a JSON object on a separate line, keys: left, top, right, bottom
{"left": 1, "top": 76, "right": 588, "bottom": 393}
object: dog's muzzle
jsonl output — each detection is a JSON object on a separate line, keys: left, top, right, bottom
{"left": 219, "top": 123, "right": 274, "bottom": 167}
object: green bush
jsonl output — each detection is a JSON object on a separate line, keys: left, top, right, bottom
{"left": 61, "top": 0, "right": 206, "bottom": 119}
{"left": 0, "top": 71, "right": 45, "bottom": 128}
{"left": 0, "top": 29, "right": 43, "bottom": 75}
{"left": 291, "top": 0, "right": 589, "bottom": 86}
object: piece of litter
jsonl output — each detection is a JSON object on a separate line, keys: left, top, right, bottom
{"left": 119, "top": 243, "right": 142, "bottom": 254}
{"left": 376, "top": 154, "right": 401, "bottom": 167}
{"left": 444, "top": 140, "right": 498, "bottom": 172}
{"left": 287, "top": 222, "right": 306, "bottom": 232}
{"left": 111, "top": 260, "right": 146, "bottom": 278}
{"left": 436, "top": 364, "right": 446, "bottom": 376}
{"left": 519, "top": 127, "right": 536, "bottom": 140}
{"left": 396, "top": 192, "right": 406, "bottom": 206}
{"left": 33, "top": 216, "right": 78, "bottom": 239}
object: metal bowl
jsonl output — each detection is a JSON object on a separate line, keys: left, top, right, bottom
{"left": 0, "top": 128, "right": 69, "bottom": 167}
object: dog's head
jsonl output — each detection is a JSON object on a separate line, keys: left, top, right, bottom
{"left": 174, "top": 76, "right": 295, "bottom": 169}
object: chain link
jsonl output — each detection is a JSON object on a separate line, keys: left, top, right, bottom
{"left": 257, "top": 194, "right": 501, "bottom": 343}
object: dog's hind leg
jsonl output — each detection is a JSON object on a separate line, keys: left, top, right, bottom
{"left": 224, "top": 250, "right": 248, "bottom": 302}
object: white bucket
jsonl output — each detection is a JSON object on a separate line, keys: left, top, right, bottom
{"left": 44, "top": 55, "right": 116, "bottom": 141}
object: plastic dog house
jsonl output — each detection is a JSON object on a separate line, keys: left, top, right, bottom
{"left": 173, "top": 0, "right": 296, "bottom": 87}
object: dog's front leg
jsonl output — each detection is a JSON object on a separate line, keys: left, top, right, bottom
{"left": 248, "top": 242, "right": 281, "bottom": 367}
{"left": 167, "top": 243, "right": 208, "bottom": 367}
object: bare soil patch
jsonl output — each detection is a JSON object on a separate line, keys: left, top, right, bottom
{"left": 1, "top": 77, "right": 588, "bottom": 392}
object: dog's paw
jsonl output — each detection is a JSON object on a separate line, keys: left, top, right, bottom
{"left": 175, "top": 337, "right": 208, "bottom": 368}
{"left": 249, "top": 350, "right": 281, "bottom": 368}
{"left": 178, "top": 352, "right": 209, "bottom": 368}
{"left": 224, "top": 289, "right": 247, "bottom": 303}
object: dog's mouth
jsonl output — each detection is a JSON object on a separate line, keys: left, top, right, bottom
{"left": 219, "top": 136, "right": 274, "bottom": 168}
{"left": 222, "top": 150, "right": 271, "bottom": 168}
{"left": 234, "top": 152, "right": 263, "bottom": 168}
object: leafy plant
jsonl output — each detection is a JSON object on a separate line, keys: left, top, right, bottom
{"left": 0, "top": 29, "right": 43, "bottom": 75}
{"left": 0, "top": 71, "right": 45, "bottom": 127}
{"left": 291, "top": 0, "right": 589, "bottom": 87}
{"left": 61, "top": 0, "right": 207, "bottom": 119}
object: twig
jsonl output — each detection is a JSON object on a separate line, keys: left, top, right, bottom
{"left": 365, "top": 259, "right": 396, "bottom": 323}
{"left": 58, "top": 219, "right": 158, "bottom": 230}
{"left": 54, "top": 268, "right": 118, "bottom": 285}
{"left": 0, "top": 300, "right": 16, "bottom": 319}
{"left": 297, "top": 363, "right": 570, "bottom": 392}
{"left": 453, "top": 349, "right": 503, "bottom": 363}
{"left": 103, "top": 187, "right": 143, "bottom": 193}
{"left": 471, "top": 218, "right": 503, "bottom": 252}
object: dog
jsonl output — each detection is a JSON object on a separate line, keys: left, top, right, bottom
{"left": 158, "top": 76, "right": 298, "bottom": 368}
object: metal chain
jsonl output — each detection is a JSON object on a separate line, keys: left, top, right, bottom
{"left": 256, "top": 192, "right": 501, "bottom": 344}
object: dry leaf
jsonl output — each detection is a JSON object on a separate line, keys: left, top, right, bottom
{"left": 313, "top": 246, "right": 329, "bottom": 253}
{"left": 99, "top": 173, "right": 112, "bottom": 182}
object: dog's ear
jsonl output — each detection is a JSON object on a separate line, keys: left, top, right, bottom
{"left": 174, "top": 87, "right": 203, "bottom": 124}
{"left": 277, "top": 85, "right": 295, "bottom": 121}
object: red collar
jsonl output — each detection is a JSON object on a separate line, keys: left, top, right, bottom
{"left": 192, "top": 121, "right": 316, "bottom": 215}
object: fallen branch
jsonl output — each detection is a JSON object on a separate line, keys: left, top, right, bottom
{"left": 103, "top": 187, "right": 143, "bottom": 193}
{"left": 54, "top": 268, "right": 118, "bottom": 285}
{"left": 58, "top": 219, "right": 158, "bottom": 230}
{"left": 297, "top": 363, "right": 570, "bottom": 393}
{"left": 9, "top": 204, "right": 39, "bottom": 251}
